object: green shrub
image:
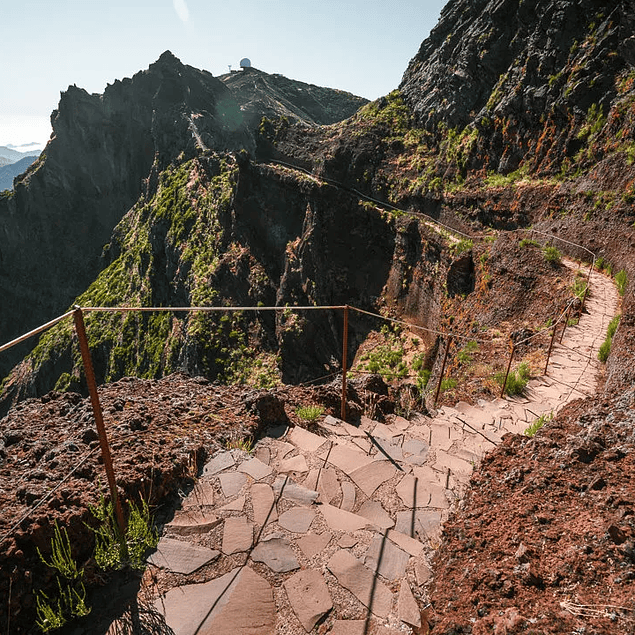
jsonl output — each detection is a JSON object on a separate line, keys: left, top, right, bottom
{"left": 496, "top": 362, "right": 530, "bottom": 396}
{"left": 457, "top": 340, "right": 479, "bottom": 364}
{"left": 296, "top": 405, "right": 324, "bottom": 422}
{"left": 416, "top": 369, "right": 431, "bottom": 394}
{"left": 440, "top": 377, "right": 458, "bottom": 390}
{"left": 543, "top": 246, "right": 562, "bottom": 264}
{"left": 615, "top": 269, "right": 628, "bottom": 296}
{"left": 595, "top": 256, "right": 605, "bottom": 271}
{"left": 572, "top": 274, "right": 588, "bottom": 301}
{"left": 519, "top": 238, "right": 540, "bottom": 248}
{"left": 598, "top": 314, "right": 621, "bottom": 362}
{"left": 525, "top": 411, "right": 553, "bottom": 437}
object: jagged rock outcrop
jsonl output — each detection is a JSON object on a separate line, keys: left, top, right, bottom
{"left": 399, "top": 0, "right": 634, "bottom": 174}
{"left": 0, "top": 52, "right": 368, "bottom": 378}
{"left": 219, "top": 66, "right": 368, "bottom": 130}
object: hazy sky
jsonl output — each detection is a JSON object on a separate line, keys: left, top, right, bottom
{"left": 2, "top": 0, "right": 447, "bottom": 147}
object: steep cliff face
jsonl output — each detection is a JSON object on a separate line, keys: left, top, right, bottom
{"left": 0, "top": 153, "right": 454, "bottom": 410}
{"left": 0, "top": 51, "right": 251, "bottom": 375}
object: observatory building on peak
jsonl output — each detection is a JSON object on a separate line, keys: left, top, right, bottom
{"left": 240, "top": 58, "right": 251, "bottom": 69}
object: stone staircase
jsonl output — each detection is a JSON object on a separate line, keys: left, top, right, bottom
{"left": 106, "top": 267, "right": 618, "bottom": 635}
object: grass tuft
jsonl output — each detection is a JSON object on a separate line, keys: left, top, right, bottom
{"left": 296, "top": 405, "right": 324, "bottom": 423}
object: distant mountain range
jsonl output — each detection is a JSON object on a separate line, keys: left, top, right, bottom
{"left": 0, "top": 145, "right": 41, "bottom": 191}
{"left": 0, "top": 155, "right": 38, "bottom": 191}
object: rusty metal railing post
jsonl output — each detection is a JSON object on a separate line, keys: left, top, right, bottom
{"left": 544, "top": 324, "right": 558, "bottom": 375}
{"left": 500, "top": 342, "right": 516, "bottom": 399}
{"left": 559, "top": 305, "right": 571, "bottom": 344}
{"left": 580, "top": 259, "right": 593, "bottom": 314}
{"left": 341, "top": 305, "right": 349, "bottom": 422}
{"left": 434, "top": 336, "right": 453, "bottom": 407}
{"left": 73, "top": 306, "right": 126, "bottom": 537}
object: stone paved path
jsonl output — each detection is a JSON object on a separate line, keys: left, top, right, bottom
{"left": 109, "top": 269, "right": 618, "bottom": 635}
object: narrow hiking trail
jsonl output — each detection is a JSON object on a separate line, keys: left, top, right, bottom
{"left": 104, "top": 269, "right": 619, "bottom": 635}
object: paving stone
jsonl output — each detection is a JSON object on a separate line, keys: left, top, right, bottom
{"left": 398, "top": 580, "right": 421, "bottom": 627}
{"left": 303, "top": 468, "right": 320, "bottom": 491}
{"left": 251, "top": 536, "right": 299, "bottom": 573}
{"left": 181, "top": 481, "right": 215, "bottom": 508}
{"left": 278, "top": 454, "right": 309, "bottom": 474}
{"left": 155, "top": 566, "right": 275, "bottom": 635}
{"left": 357, "top": 501, "right": 394, "bottom": 530}
{"left": 219, "top": 472, "right": 247, "bottom": 498}
{"left": 328, "top": 443, "right": 374, "bottom": 474}
{"left": 386, "top": 529, "right": 424, "bottom": 557}
{"left": 148, "top": 537, "right": 220, "bottom": 574}
{"left": 288, "top": 426, "right": 328, "bottom": 452}
{"left": 396, "top": 474, "right": 443, "bottom": 508}
{"left": 412, "top": 465, "right": 444, "bottom": 486}
{"left": 323, "top": 414, "right": 344, "bottom": 427}
{"left": 350, "top": 438, "right": 372, "bottom": 454}
{"left": 341, "top": 422, "right": 367, "bottom": 438}
{"left": 222, "top": 516, "right": 253, "bottom": 554}
{"left": 318, "top": 503, "right": 371, "bottom": 532}
{"left": 364, "top": 533, "right": 411, "bottom": 581}
{"left": 394, "top": 510, "right": 417, "bottom": 538}
{"left": 428, "top": 483, "right": 450, "bottom": 509}
{"left": 327, "top": 549, "right": 393, "bottom": 618}
{"left": 284, "top": 569, "right": 333, "bottom": 632}
{"left": 328, "top": 620, "right": 367, "bottom": 635}
{"left": 414, "top": 556, "right": 433, "bottom": 586}
{"left": 370, "top": 421, "right": 398, "bottom": 439}
{"left": 390, "top": 415, "right": 411, "bottom": 431}
{"left": 337, "top": 534, "right": 358, "bottom": 548}
{"left": 166, "top": 509, "right": 222, "bottom": 536}
{"left": 251, "top": 483, "right": 278, "bottom": 526}
{"left": 273, "top": 475, "right": 319, "bottom": 506}
{"left": 402, "top": 438, "right": 429, "bottom": 463}
{"left": 349, "top": 461, "right": 397, "bottom": 497}
{"left": 371, "top": 437, "right": 404, "bottom": 463}
{"left": 434, "top": 450, "right": 473, "bottom": 477}
{"left": 219, "top": 495, "right": 245, "bottom": 512}
{"left": 238, "top": 457, "right": 273, "bottom": 480}
{"left": 255, "top": 445, "right": 271, "bottom": 465}
{"left": 317, "top": 467, "right": 341, "bottom": 504}
{"left": 278, "top": 507, "right": 316, "bottom": 533}
{"left": 415, "top": 510, "right": 443, "bottom": 541}
{"left": 272, "top": 440, "right": 295, "bottom": 460}
{"left": 340, "top": 481, "right": 356, "bottom": 512}
{"left": 202, "top": 451, "right": 235, "bottom": 478}
{"left": 296, "top": 532, "right": 332, "bottom": 559}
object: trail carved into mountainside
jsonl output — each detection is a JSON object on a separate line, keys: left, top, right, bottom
{"left": 93, "top": 269, "right": 619, "bottom": 635}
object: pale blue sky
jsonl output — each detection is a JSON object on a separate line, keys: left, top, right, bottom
{"left": 2, "top": 0, "right": 446, "bottom": 147}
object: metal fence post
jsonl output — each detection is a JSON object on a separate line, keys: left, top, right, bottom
{"left": 73, "top": 306, "right": 126, "bottom": 537}
{"left": 434, "top": 336, "right": 453, "bottom": 407}
{"left": 341, "top": 305, "right": 349, "bottom": 422}
{"left": 544, "top": 324, "right": 558, "bottom": 375}
{"left": 559, "top": 305, "right": 571, "bottom": 344}
{"left": 500, "top": 342, "right": 516, "bottom": 399}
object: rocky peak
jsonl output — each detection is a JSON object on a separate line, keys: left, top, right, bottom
{"left": 219, "top": 66, "right": 368, "bottom": 130}
{"left": 400, "top": 0, "right": 630, "bottom": 132}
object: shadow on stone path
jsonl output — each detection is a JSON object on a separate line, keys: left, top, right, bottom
{"left": 107, "top": 269, "right": 618, "bottom": 635}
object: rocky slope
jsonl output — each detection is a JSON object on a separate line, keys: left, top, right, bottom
{"left": 219, "top": 66, "right": 368, "bottom": 130}
{"left": 0, "top": 52, "right": 366, "bottom": 380}
{"left": 2, "top": 0, "right": 635, "bottom": 633}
